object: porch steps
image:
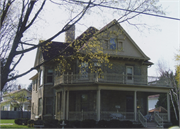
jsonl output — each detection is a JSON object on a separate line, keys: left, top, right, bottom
{"left": 146, "top": 122, "right": 158, "bottom": 128}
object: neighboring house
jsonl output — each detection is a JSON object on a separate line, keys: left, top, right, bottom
{"left": 148, "top": 94, "right": 159, "bottom": 110}
{"left": 0, "top": 89, "right": 31, "bottom": 111}
{"left": 30, "top": 19, "right": 172, "bottom": 126}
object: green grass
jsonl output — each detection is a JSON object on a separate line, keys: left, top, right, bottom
{"left": 0, "top": 119, "right": 33, "bottom": 128}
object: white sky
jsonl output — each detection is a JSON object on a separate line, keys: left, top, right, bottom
{"left": 15, "top": 0, "right": 180, "bottom": 87}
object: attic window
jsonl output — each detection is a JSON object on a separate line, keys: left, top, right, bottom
{"left": 109, "top": 38, "right": 116, "bottom": 50}
{"left": 105, "top": 38, "right": 123, "bottom": 50}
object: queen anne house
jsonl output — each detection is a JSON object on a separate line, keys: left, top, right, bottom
{"left": 30, "top": 19, "right": 172, "bottom": 127}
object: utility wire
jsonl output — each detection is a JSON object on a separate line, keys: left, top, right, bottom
{"left": 93, "top": 3, "right": 180, "bottom": 21}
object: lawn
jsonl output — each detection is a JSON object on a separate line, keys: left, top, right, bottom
{"left": 0, "top": 119, "right": 32, "bottom": 128}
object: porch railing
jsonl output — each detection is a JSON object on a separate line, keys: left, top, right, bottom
{"left": 68, "top": 111, "right": 97, "bottom": 121}
{"left": 154, "top": 111, "right": 163, "bottom": 126}
{"left": 54, "top": 73, "right": 170, "bottom": 87}
{"left": 100, "top": 111, "right": 134, "bottom": 121}
{"left": 138, "top": 110, "right": 147, "bottom": 127}
{"left": 159, "top": 113, "right": 168, "bottom": 122}
{"left": 68, "top": 111, "right": 134, "bottom": 121}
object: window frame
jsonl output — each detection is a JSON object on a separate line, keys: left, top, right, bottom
{"left": 126, "top": 66, "right": 134, "bottom": 83}
{"left": 105, "top": 38, "right": 123, "bottom": 51}
{"left": 39, "top": 70, "right": 43, "bottom": 86}
{"left": 38, "top": 98, "right": 42, "bottom": 115}
{"left": 46, "top": 68, "right": 54, "bottom": 83}
{"left": 80, "top": 62, "right": 88, "bottom": 78}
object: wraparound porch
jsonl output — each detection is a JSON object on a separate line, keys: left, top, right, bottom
{"left": 54, "top": 87, "right": 171, "bottom": 126}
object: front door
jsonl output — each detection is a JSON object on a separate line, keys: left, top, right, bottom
{"left": 126, "top": 95, "right": 134, "bottom": 112}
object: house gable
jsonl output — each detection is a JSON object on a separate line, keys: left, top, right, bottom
{"left": 34, "top": 46, "right": 43, "bottom": 67}
{"left": 92, "top": 19, "right": 150, "bottom": 60}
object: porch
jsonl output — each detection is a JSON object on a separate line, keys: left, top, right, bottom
{"left": 54, "top": 73, "right": 170, "bottom": 87}
{"left": 55, "top": 89, "right": 171, "bottom": 127}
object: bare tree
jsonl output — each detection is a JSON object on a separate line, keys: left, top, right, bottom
{"left": 0, "top": 0, "right": 165, "bottom": 90}
{"left": 156, "top": 60, "right": 179, "bottom": 120}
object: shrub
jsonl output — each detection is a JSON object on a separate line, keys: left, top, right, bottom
{"left": 96, "top": 120, "right": 108, "bottom": 128}
{"left": 132, "top": 123, "right": 143, "bottom": 128}
{"left": 58, "top": 120, "right": 72, "bottom": 128}
{"left": 122, "top": 120, "right": 133, "bottom": 128}
{"left": 44, "top": 119, "right": 59, "bottom": 128}
{"left": 22, "top": 118, "right": 30, "bottom": 125}
{"left": 14, "top": 118, "right": 22, "bottom": 125}
{"left": 108, "top": 119, "right": 121, "bottom": 128}
{"left": 81, "top": 119, "right": 96, "bottom": 128}
{"left": 14, "top": 118, "right": 29, "bottom": 125}
{"left": 27, "top": 120, "right": 35, "bottom": 127}
{"left": 68, "top": 120, "right": 81, "bottom": 128}
{"left": 34, "top": 119, "right": 44, "bottom": 125}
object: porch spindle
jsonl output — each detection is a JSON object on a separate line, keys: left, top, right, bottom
{"left": 67, "top": 73, "right": 68, "bottom": 84}
{"left": 123, "top": 72, "right": 124, "bottom": 84}
{"left": 62, "top": 72, "right": 64, "bottom": 84}
{"left": 95, "top": 73, "right": 98, "bottom": 82}
{"left": 71, "top": 72, "right": 73, "bottom": 84}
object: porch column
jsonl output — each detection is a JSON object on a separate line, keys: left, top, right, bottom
{"left": 167, "top": 92, "right": 170, "bottom": 122}
{"left": 97, "top": 89, "right": 101, "bottom": 121}
{"left": 66, "top": 91, "right": 69, "bottom": 120}
{"left": 63, "top": 90, "right": 66, "bottom": 120}
{"left": 134, "top": 91, "right": 137, "bottom": 121}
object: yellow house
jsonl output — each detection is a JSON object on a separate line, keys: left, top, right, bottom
{"left": 30, "top": 19, "right": 172, "bottom": 127}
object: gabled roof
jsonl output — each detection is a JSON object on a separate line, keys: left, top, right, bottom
{"left": 34, "top": 19, "right": 151, "bottom": 67}
{"left": 95, "top": 19, "right": 150, "bottom": 60}
{"left": 41, "top": 41, "right": 72, "bottom": 60}
{"left": 35, "top": 27, "right": 98, "bottom": 64}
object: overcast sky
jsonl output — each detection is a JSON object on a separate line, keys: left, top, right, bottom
{"left": 15, "top": 0, "right": 180, "bottom": 88}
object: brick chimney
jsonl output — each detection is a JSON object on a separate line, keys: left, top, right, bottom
{"left": 65, "top": 25, "right": 75, "bottom": 43}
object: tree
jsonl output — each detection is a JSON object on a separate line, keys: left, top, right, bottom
{"left": 156, "top": 60, "right": 179, "bottom": 122}
{"left": 27, "top": 83, "right": 32, "bottom": 92}
{"left": 175, "top": 51, "right": 180, "bottom": 125}
{"left": 0, "top": 0, "right": 165, "bottom": 90}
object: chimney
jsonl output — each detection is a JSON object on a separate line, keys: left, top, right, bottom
{"left": 18, "top": 85, "right": 21, "bottom": 90}
{"left": 65, "top": 25, "right": 75, "bottom": 43}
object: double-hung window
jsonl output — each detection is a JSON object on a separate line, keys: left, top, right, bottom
{"left": 40, "top": 70, "right": 43, "bottom": 86}
{"left": 105, "top": 38, "right": 123, "bottom": 50}
{"left": 80, "top": 62, "right": 88, "bottom": 78}
{"left": 38, "top": 98, "right": 42, "bottom": 115}
{"left": 46, "top": 69, "right": 54, "bottom": 83}
{"left": 109, "top": 38, "right": 116, "bottom": 50}
{"left": 126, "top": 66, "right": 134, "bottom": 83}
